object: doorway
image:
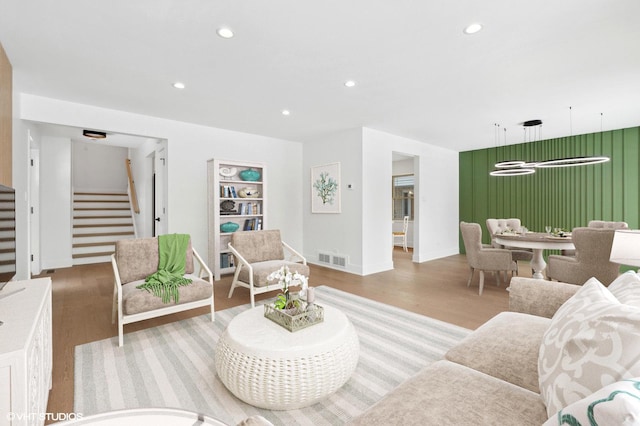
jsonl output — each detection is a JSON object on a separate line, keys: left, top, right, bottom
{"left": 392, "top": 152, "right": 417, "bottom": 263}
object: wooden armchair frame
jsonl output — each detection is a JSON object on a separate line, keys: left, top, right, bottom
{"left": 228, "top": 237, "right": 307, "bottom": 308}
{"left": 111, "top": 241, "right": 214, "bottom": 347}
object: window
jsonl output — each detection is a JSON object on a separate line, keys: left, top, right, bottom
{"left": 392, "top": 174, "right": 414, "bottom": 220}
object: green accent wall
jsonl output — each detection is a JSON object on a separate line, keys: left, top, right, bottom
{"left": 459, "top": 126, "right": 640, "bottom": 251}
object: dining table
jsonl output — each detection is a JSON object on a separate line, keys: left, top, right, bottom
{"left": 494, "top": 232, "right": 575, "bottom": 279}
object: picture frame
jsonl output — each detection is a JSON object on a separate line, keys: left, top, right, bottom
{"left": 311, "top": 162, "right": 341, "bottom": 213}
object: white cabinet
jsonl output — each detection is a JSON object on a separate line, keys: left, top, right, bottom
{"left": 207, "top": 159, "right": 266, "bottom": 280}
{"left": 0, "top": 278, "right": 52, "bottom": 426}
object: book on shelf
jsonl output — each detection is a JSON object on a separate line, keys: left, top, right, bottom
{"left": 220, "top": 253, "right": 235, "bottom": 269}
{"left": 242, "top": 218, "right": 263, "bottom": 231}
{"left": 220, "top": 185, "right": 238, "bottom": 198}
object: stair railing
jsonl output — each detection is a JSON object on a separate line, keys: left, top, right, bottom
{"left": 125, "top": 159, "right": 140, "bottom": 238}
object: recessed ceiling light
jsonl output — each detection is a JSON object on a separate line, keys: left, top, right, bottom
{"left": 217, "top": 27, "right": 234, "bottom": 39}
{"left": 173, "top": 82, "right": 185, "bottom": 89}
{"left": 463, "top": 23, "right": 483, "bottom": 34}
{"left": 344, "top": 80, "right": 356, "bottom": 88}
{"left": 282, "top": 110, "right": 290, "bottom": 116}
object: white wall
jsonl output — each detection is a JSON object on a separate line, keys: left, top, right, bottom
{"left": 303, "top": 128, "right": 364, "bottom": 274}
{"left": 300, "top": 127, "right": 459, "bottom": 276}
{"left": 72, "top": 141, "right": 128, "bottom": 192}
{"left": 363, "top": 128, "right": 459, "bottom": 264}
{"left": 19, "top": 94, "right": 304, "bottom": 263}
{"left": 11, "top": 88, "right": 30, "bottom": 279}
{"left": 40, "top": 136, "right": 72, "bottom": 268}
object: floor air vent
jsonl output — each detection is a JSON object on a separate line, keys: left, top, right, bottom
{"left": 319, "top": 253, "right": 331, "bottom": 264}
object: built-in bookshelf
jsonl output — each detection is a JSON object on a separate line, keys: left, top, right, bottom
{"left": 207, "top": 159, "right": 266, "bottom": 280}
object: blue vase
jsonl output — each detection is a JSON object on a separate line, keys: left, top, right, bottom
{"left": 220, "top": 222, "right": 240, "bottom": 233}
{"left": 239, "top": 168, "right": 261, "bottom": 181}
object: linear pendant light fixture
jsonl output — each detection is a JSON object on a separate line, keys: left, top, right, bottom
{"left": 490, "top": 117, "right": 610, "bottom": 176}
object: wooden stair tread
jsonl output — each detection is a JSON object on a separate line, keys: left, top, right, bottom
{"left": 73, "top": 231, "right": 134, "bottom": 238}
{"left": 74, "top": 192, "right": 127, "bottom": 196}
{"left": 72, "top": 242, "right": 116, "bottom": 248}
{"left": 73, "top": 215, "right": 129, "bottom": 219}
{"left": 74, "top": 199, "right": 129, "bottom": 203}
{"left": 73, "top": 223, "right": 132, "bottom": 228}
{"left": 72, "top": 252, "right": 114, "bottom": 259}
{"left": 74, "top": 207, "right": 129, "bottom": 211}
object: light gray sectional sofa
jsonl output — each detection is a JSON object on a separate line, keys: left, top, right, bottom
{"left": 349, "top": 274, "right": 640, "bottom": 425}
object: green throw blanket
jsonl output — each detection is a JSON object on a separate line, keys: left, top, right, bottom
{"left": 137, "top": 234, "right": 192, "bottom": 303}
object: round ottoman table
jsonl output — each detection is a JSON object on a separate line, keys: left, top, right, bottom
{"left": 215, "top": 304, "right": 359, "bottom": 410}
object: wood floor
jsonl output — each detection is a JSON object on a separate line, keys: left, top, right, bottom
{"left": 41, "top": 249, "right": 531, "bottom": 419}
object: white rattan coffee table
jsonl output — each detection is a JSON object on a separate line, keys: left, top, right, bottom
{"left": 215, "top": 304, "right": 360, "bottom": 410}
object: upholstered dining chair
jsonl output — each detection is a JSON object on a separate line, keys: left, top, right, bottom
{"left": 393, "top": 216, "right": 409, "bottom": 252}
{"left": 546, "top": 227, "right": 620, "bottom": 285}
{"left": 460, "top": 222, "right": 517, "bottom": 295}
{"left": 485, "top": 218, "right": 533, "bottom": 267}
{"left": 560, "top": 220, "right": 628, "bottom": 256}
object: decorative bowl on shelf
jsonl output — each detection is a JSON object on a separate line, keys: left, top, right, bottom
{"left": 239, "top": 168, "right": 261, "bottom": 181}
{"left": 220, "top": 222, "right": 240, "bottom": 233}
{"left": 238, "top": 187, "right": 260, "bottom": 198}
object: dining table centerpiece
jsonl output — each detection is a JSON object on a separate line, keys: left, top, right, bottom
{"left": 263, "top": 265, "right": 323, "bottom": 331}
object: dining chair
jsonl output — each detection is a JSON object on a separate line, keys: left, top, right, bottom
{"left": 460, "top": 222, "right": 517, "bottom": 295}
{"left": 560, "top": 220, "right": 628, "bottom": 256}
{"left": 546, "top": 227, "right": 620, "bottom": 285}
{"left": 486, "top": 218, "right": 533, "bottom": 267}
{"left": 393, "top": 216, "right": 409, "bottom": 252}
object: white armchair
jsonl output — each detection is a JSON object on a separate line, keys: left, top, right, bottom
{"left": 227, "top": 230, "right": 309, "bottom": 307}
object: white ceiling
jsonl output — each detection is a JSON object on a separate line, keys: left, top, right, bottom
{"left": 2, "top": 0, "right": 639, "bottom": 152}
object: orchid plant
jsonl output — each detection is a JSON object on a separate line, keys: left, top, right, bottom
{"left": 267, "top": 265, "right": 309, "bottom": 310}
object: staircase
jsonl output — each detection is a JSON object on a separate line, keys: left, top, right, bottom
{"left": 72, "top": 192, "right": 135, "bottom": 265}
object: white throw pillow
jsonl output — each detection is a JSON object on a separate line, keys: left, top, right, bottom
{"left": 608, "top": 270, "right": 640, "bottom": 308}
{"left": 543, "top": 377, "right": 640, "bottom": 426}
{"left": 539, "top": 278, "right": 640, "bottom": 418}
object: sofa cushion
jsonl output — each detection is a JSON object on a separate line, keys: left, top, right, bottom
{"left": 538, "top": 278, "right": 640, "bottom": 417}
{"left": 348, "top": 360, "right": 548, "bottom": 426}
{"left": 237, "top": 260, "right": 310, "bottom": 287}
{"left": 446, "top": 311, "right": 550, "bottom": 393}
{"left": 115, "top": 237, "right": 194, "bottom": 284}
{"left": 121, "top": 274, "right": 211, "bottom": 315}
{"left": 608, "top": 270, "right": 640, "bottom": 308}
{"left": 543, "top": 377, "right": 640, "bottom": 426}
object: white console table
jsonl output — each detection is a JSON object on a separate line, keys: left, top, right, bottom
{"left": 0, "top": 278, "right": 52, "bottom": 426}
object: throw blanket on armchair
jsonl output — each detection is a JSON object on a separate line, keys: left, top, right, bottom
{"left": 137, "top": 234, "right": 192, "bottom": 303}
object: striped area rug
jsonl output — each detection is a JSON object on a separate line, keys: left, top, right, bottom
{"left": 75, "top": 286, "right": 470, "bottom": 425}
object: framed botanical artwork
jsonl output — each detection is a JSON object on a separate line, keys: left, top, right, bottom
{"left": 311, "top": 162, "right": 341, "bottom": 213}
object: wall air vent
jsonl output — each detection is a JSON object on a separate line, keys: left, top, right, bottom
{"left": 318, "top": 252, "right": 348, "bottom": 268}
{"left": 318, "top": 252, "right": 347, "bottom": 268}
{"left": 332, "top": 256, "right": 347, "bottom": 268}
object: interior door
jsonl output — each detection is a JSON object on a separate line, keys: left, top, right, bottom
{"left": 29, "top": 146, "right": 41, "bottom": 275}
{"left": 153, "top": 146, "right": 167, "bottom": 236}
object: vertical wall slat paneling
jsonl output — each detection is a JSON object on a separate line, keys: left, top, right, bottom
{"left": 459, "top": 126, "right": 640, "bottom": 250}
{"left": 622, "top": 128, "right": 640, "bottom": 226}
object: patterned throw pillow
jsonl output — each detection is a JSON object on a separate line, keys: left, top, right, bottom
{"left": 538, "top": 278, "right": 640, "bottom": 418}
{"left": 608, "top": 270, "right": 640, "bottom": 308}
{"left": 543, "top": 377, "right": 640, "bottom": 426}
